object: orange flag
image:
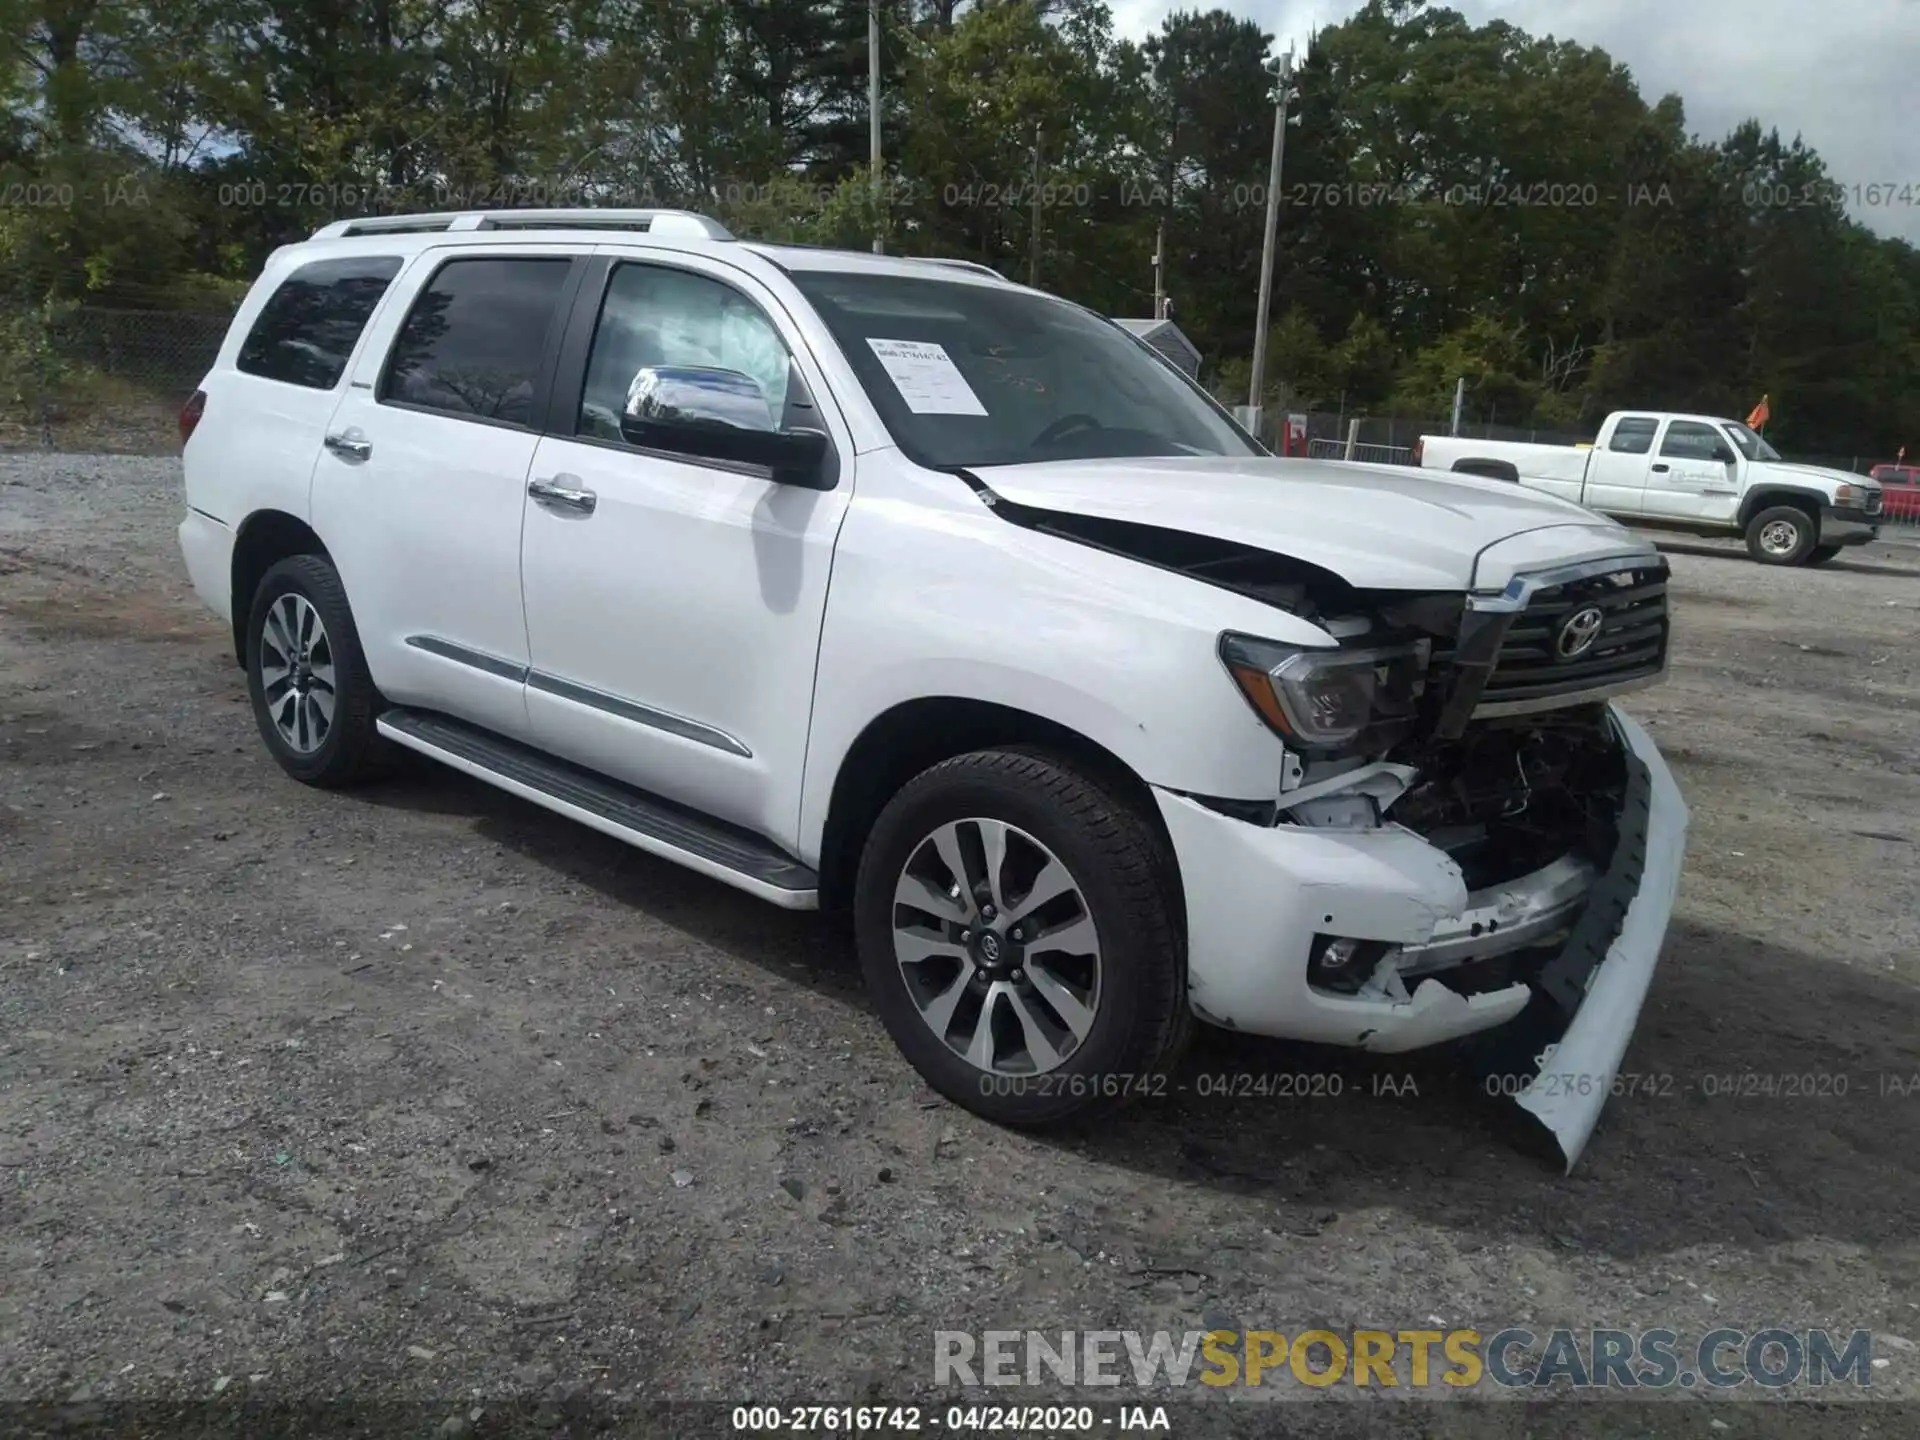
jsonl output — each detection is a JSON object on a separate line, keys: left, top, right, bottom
{"left": 1747, "top": 394, "right": 1771, "bottom": 429}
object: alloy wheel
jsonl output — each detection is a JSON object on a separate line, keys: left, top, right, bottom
{"left": 889, "top": 817, "right": 1102, "bottom": 1076}
{"left": 258, "top": 592, "right": 336, "bottom": 754}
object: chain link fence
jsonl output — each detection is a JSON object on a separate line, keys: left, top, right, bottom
{"left": 2, "top": 304, "right": 233, "bottom": 454}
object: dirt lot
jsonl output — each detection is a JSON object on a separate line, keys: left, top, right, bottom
{"left": 3, "top": 454, "right": 1919, "bottom": 1438}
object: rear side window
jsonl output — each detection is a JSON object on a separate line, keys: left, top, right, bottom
{"left": 381, "top": 258, "right": 573, "bottom": 426}
{"left": 237, "top": 256, "right": 402, "bottom": 389}
{"left": 1608, "top": 417, "right": 1657, "bottom": 454}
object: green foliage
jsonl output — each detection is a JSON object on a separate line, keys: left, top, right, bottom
{"left": 0, "top": 0, "right": 1912, "bottom": 453}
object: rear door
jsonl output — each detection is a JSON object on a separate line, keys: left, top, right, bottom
{"left": 192, "top": 254, "right": 404, "bottom": 529}
{"left": 1580, "top": 415, "right": 1658, "bottom": 514}
{"left": 1645, "top": 419, "right": 1740, "bottom": 523}
{"left": 312, "top": 246, "right": 585, "bottom": 740}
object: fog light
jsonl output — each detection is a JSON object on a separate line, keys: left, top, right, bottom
{"left": 1308, "top": 934, "right": 1387, "bottom": 995}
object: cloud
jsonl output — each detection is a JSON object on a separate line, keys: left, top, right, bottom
{"left": 1109, "top": 0, "right": 1918, "bottom": 241}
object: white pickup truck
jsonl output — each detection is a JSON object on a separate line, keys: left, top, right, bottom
{"left": 1415, "top": 412, "right": 1884, "bottom": 566}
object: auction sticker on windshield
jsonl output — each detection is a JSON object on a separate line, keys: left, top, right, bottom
{"left": 866, "top": 338, "right": 988, "bottom": 415}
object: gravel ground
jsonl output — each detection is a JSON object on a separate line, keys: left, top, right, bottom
{"left": 3, "top": 454, "right": 1919, "bottom": 1438}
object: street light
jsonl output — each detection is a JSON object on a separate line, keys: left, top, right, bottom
{"left": 1246, "top": 47, "right": 1299, "bottom": 439}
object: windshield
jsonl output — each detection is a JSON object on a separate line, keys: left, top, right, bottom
{"left": 790, "top": 271, "right": 1261, "bottom": 469}
{"left": 1724, "top": 421, "right": 1781, "bottom": 462}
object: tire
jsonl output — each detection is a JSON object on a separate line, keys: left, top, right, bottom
{"left": 1805, "top": 545, "right": 1844, "bottom": 567}
{"left": 1745, "top": 505, "right": 1816, "bottom": 565}
{"left": 244, "top": 554, "right": 392, "bottom": 787}
{"left": 854, "top": 748, "right": 1189, "bottom": 1125}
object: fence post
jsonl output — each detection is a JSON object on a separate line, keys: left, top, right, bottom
{"left": 1343, "top": 417, "right": 1359, "bottom": 461}
{"left": 36, "top": 299, "right": 52, "bottom": 450}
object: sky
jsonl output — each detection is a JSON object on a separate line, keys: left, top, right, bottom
{"left": 1109, "top": 0, "right": 1920, "bottom": 243}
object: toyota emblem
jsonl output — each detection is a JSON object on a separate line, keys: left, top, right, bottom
{"left": 979, "top": 933, "right": 1002, "bottom": 961}
{"left": 1555, "top": 606, "right": 1606, "bottom": 660}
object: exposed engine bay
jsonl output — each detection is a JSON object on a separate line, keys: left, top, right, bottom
{"left": 1387, "top": 707, "right": 1627, "bottom": 892}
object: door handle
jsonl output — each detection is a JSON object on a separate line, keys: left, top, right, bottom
{"left": 1650, "top": 463, "right": 1669, "bottom": 473}
{"left": 528, "top": 476, "right": 597, "bottom": 514}
{"left": 324, "top": 430, "right": 372, "bottom": 461}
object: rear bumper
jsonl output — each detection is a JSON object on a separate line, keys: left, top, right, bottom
{"left": 177, "top": 509, "right": 234, "bottom": 628}
{"left": 1155, "top": 705, "right": 1688, "bottom": 1170}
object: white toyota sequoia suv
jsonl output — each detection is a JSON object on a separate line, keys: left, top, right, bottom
{"left": 179, "top": 209, "right": 1689, "bottom": 1168}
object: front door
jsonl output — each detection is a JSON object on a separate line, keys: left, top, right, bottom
{"left": 314, "top": 247, "right": 583, "bottom": 741}
{"left": 1645, "top": 419, "right": 1741, "bottom": 523}
{"left": 518, "top": 253, "right": 854, "bottom": 851}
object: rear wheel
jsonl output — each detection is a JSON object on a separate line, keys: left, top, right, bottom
{"left": 1805, "top": 544, "right": 1844, "bottom": 567}
{"left": 1745, "top": 505, "right": 1816, "bottom": 565}
{"left": 854, "top": 748, "right": 1188, "bottom": 1124}
{"left": 245, "top": 555, "right": 391, "bottom": 787}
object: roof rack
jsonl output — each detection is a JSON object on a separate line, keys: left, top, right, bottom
{"left": 919, "top": 257, "right": 1009, "bottom": 281}
{"left": 309, "top": 209, "right": 735, "bottom": 241}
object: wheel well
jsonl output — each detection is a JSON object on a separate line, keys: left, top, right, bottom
{"left": 815, "top": 697, "right": 1172, "bottom": 915}
{"left": 1451, "top": 458, "right": 1520, "bottom": 484}
{"left": 1741, "top": 489, "right": 1821, "bottom": 530}
{"left": 229, "top": 511, "right": 329, "bottom": 664}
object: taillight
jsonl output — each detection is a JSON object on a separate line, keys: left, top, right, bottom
{"left": 179, "top": 389, "right": 206, "bottom": 446}
{"left": 1410, "top": 438, "right": 1424, "bottom": 466}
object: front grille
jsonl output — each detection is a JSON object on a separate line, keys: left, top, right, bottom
{"left": 1865, "top": 489, "right": 1884, "bottom": 515}
{"left": 1476, "top": 562, "right": 1669, "bottom": 710}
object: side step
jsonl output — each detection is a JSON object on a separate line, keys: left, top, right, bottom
{"left": 376, "top": 708, "right": 819, "bottom": 909}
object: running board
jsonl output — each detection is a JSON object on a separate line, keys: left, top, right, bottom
{"left": 376, "top": 708, "right": 819, "bottom": 909}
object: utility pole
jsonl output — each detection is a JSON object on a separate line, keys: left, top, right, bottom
{"left": 1028, "top": 124, "right": 1044, "bottom": 287}
{"left": 869, "top": 0, "right": 883, "bottom": 254}
{"left": 1152, "top": 218, "right": 1166, "bottom": 320}
{"left": 1246, "top": 47, "right": 1297, "bottom": 434}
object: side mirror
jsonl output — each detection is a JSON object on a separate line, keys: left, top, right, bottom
{"left": 1712, "top": 443, "right": 1738, "bottom": 465}
{"left": 620, "top": 365, "right": 829, "bottom": 483}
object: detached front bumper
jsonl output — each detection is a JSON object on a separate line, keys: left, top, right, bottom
{"left": 1155, "top": 706, "right": 1688, "bottom": 1170}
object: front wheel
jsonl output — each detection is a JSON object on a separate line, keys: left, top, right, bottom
{"left": 1745, "top": 505, "right": 1816, "bottom": 565}
{"left": 854, "top": 749, "right": 1189, "bottom": 1125}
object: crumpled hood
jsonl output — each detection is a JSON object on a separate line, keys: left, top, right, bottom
{"left": 972, "top": 454, "right": 1646, "bottom": 592}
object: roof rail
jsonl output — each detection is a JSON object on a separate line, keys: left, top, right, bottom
{"left": 919, "top": 257, "right": 1009, "bottom": 281}
{"left": 309, "top": 209, "right": 735, "bottom": 241}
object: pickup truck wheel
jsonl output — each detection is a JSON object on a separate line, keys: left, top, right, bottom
{"left": 245, "top": 555, "right": 391, "bottom": 787}
{"left": 854, "top": 749, "right": 1187, "bottom": 1125}
{"left": 1805, "top": 545, "right": 1844, "bottom": 567}
{"left": 1745, "top": 506, "right": 1815, "bottom": 565}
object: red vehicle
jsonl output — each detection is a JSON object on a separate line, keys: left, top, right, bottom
{"left": 1869, "top": 463, "right": 1920, "bottom": 519}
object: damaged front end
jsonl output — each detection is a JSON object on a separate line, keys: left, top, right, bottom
{"left": 1158, "top": 549, "right": 1688, "bottom": 1170}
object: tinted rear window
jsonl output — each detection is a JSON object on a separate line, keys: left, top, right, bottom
{"left": 380, "top": 258, "right": 573, "bottom": 426}
{"left": 1609, "top": 417, "right": 1657, "bottom": 454}
{"left": 237, "top": 257, "right": 403, "bottom": 389}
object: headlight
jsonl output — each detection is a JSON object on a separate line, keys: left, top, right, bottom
{"left": 1834, "top": 484, "right": 1863, "bottom": 506}
{"left": 1219, "top": 632, "right": 1429, "bottom": 751}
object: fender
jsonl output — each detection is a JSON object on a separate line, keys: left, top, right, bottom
{"left": 1737, "top": 484, "right": 1828, "bottom": 527}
